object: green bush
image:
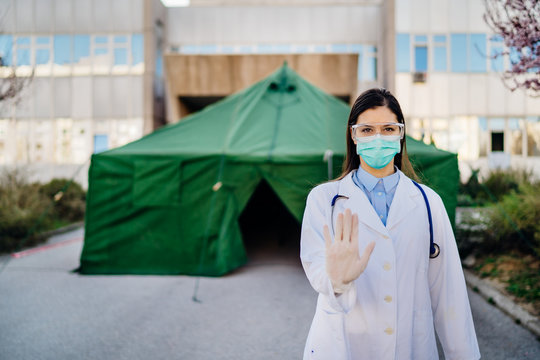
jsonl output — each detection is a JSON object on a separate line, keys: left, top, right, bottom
{"left": 0, "top": 169, "right": 50, "bottom": 252}
{"left": 483, "top": 183, "right": 540, "bottom": 258}
{"left": 0, "top": 169, "right": 86, "bottom": 253}
{"left": 40, "top": 178, "right": 86, "bottom": 222}
{"left": 459, "top": 167, "right": 536, "bottom": 206}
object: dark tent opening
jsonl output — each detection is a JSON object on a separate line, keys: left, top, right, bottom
{"left": 238, "top": 180, "right": 301, "bottom": 266}
{"left": 179, "top": 96, "right": 225, "bottom": 115}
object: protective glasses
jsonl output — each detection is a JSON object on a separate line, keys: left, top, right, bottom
{"left": 351, "top": 123, "right": 405, "bottom": 143}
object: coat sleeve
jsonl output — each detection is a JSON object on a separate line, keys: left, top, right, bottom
{"left": 300, "top": 186, "right": 357, "bottom": 313}
{"left": 427, "top": 190, "right": 481, "bottom": 360}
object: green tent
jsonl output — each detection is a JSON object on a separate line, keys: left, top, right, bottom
{"left": 79, "top": 63, "right": 458, "bottom": 276}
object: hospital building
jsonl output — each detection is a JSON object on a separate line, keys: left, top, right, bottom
{"left": 0, "top": 0, "right": 538, "bottom": 187}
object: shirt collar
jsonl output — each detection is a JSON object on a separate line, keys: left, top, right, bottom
{"left": 355, "top": 166, "right": 400, "bottom": 192}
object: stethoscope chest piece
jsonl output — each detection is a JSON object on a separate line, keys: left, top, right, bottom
{"left": 430, "top": 243, "right": 440, "bottom": 258}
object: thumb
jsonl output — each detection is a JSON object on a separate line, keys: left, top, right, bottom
{"left": 360, "top": 241, "right": 375, "bottom": 263}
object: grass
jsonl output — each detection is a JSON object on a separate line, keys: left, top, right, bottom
{"left": 473, "top": 251, "right": 540, "bottom": 315}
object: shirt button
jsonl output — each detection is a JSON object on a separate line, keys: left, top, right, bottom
{"left": 384, "top": 327, "right": 394, "bottom": 335}
{"left": 379, "top": 214, "right": 384, "bottom": 219}
{"left": 383, "top": 262, "right": 391, "bottom": 271}
{"left": 384, "top": 295, "right": 392, "bottom": 303}
{"left": 377, "top": 192, "right": 383, "bottom": 196}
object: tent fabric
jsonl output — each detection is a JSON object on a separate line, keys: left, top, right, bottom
{"left": 80, "top": 63, "right": 459, "bottom": 276}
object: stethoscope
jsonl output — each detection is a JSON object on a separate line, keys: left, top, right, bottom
{"left": 330, "top": 181, "right": 440, "bottom": 259}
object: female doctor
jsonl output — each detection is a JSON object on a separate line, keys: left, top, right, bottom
{"left": 300, "top": 88, "right": 480, "bottom": 360}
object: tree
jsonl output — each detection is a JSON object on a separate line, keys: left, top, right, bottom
{"left": 0, "top": 64, "right": 32, "bottom": 105}
{"left": 483, "top": 0, "right": 540, "bottom": 96}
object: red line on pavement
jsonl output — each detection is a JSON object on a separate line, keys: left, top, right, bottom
{"left": 11, "top": 237, "right": 83, "bottom": 258}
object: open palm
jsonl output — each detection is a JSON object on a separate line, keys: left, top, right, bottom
{"left": 324, "top": 208, "right": 375, "bottom": 288}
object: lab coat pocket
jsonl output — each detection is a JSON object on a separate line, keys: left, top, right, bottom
{"left": 305, "top": 308, "right": 347, "bottom": 360}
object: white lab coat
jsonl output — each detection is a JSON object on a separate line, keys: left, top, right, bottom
{"left": 300, "top": 169, "right": 480, "bottom": 360}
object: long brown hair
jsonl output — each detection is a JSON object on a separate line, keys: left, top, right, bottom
{"left": 337, "top": 88, "right": 418, "bottom": 181}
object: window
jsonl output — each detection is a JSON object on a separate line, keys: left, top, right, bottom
{"left": 131, "top": 34, "right": 143, "bottom": 65}
{"left": 16, "top": 37, "right": 31, "bottom": 66}
{"left": 54, "top": 35, "right": 71, "bottom": 65}
{"left": 0, "top": 35, "right": 13, "bottom": 66}
{"left": 489, "top": 35, "right": 504, "bottom": 72}
{"left": 491, "top": 132, "right": 504, "bottom": 152}
{"left": 35, "top": 36, "right": 51, "bottom": 65}
{"left": 508, "top": 118, "right": 523, "bottom": 155}
{"left": 113, "top": 35, "right": 128, "bottom": 66}
{"left": 433, "top": 35, "right": 447, "bottom": 71}
{"left": 94, "top": 35, "right": 110, "bottom": 72}
{"left": 364, "top": 45, "right": 377, "bottom": 81}
{"left": 451, "top": 34, "right": 467, "bottom": 72}
{"left": 469, "top": 34, "right": 487, "bottom": 72}
{"left": 526, "top": 117, "right": 540, "bottom": 156}
{"left": 93, "top": 134, "right": 108, "bottom": 153}
{"left": 414, "top": 46, "right": 427, "bottom": 72}
{"left": 396, "top": 34, "right": 410, "bottom": 72}
{"left": 73, "top": 35, "right": 90, "bottom": 65}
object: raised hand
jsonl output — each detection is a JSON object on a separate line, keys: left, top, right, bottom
{"left": 323, "top": 208, "right": 376, "bottom": 291}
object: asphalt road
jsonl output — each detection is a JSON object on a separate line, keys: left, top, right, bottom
{"left": 0, "top": 227, "right": 538, "bottom": 360}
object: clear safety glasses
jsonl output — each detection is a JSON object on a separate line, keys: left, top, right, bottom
{"left": 351, "top": 123, "right": 405, "bottom": 143}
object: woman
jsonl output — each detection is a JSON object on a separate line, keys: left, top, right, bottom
{"left": 300, "top": 88, "right": 480, "bottom": 360}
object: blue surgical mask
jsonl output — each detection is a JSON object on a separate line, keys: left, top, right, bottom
{"left": 356, "top": 136, "right": 401, "bottom": 169}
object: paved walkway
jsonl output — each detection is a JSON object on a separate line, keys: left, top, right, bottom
{"left": 0, "top": 227, "right": 539, "bottom": 359}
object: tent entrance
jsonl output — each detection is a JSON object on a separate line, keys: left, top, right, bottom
{"left": 238, "top": 179, "right": 301, "bottom": 266}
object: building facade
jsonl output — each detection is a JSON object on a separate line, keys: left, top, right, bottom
{"left": 0, "top": 0, "right": 538, "bottom": 187}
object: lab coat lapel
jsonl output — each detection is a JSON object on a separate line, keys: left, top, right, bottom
{"left": 338, "top": 172, "right": 389, "bottom": 237}
{"left": 386, "top": 171, "right": 418, "bottom": 230}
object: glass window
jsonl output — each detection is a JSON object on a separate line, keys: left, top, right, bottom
{"left": 414, "top": 46, "right": 427, "bottom": 72}
{"left": 35, "top": 49, "right": 50, "bottom": 65}
{"left": 414, "top": 35, "right": 427, "bottom": 43}
{"left": 508, "top": 46, "right": 521, "bottom": 69}
{"left": 331, "top": 44, "right": 348, "bottom": 53}
{"left": 365, "top": 45, "right": 377, "bottom": 81}
{"left": 469, "top": 34, "right": 486, "bottom": 72}
{"left": 17, "top": 37, "right": 30, "bottom": 46}
{"left": 131, "top": 34, "right": 143, "bottom": 65}
{"left": 509, "top": 118, "right": 523, "bottom": 155}
{"left": 526, "top": 117, "right": 540, "bottom": 156}
{"left": 451, "top": 34, "right": 467, "bottom": 72}
{"left": 396, "top": 34, "right": 410, "bottom": 72}
{"left": 74, "top": 35, "right": 90, "bottom": 63}
{"left": 16, "top": 48, "right": 30, "bottom": 66}
{"left": 433, "top": 47, "right": 446, "bottom": 71}
{"left": 36, "top": 37, "right": 49, "bottom": 45}
{"left": 114, "top": 48, "right": 127, "bottom": 65}
{"left": 489, "top": 117, "right": 505, "bottom": 131}
{"left": 0, "top": 35, "right": 13, "bottom": 66}
{"left": 95, "top": 36, "right": 108, "bottom": 44}
{"left": 433, "top": 35, "right": 447, "bottom": 72}
{"left": 54, "top": 35, "right": 72, "bottom": 65}
{"left": 114, "top": 36, "right": 127, "bottom": 44}
{"left": 478, "top": 117, "right": 488, "bottom": 157}
{"left": 93, "top": 134, "right": 108, "bottom": 153}
{"left": 490, "top": 46, "right": 504, "bottom": 72}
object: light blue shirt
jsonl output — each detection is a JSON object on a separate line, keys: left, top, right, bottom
{"left": 352, "top": 166, "right": 400, "bottom": 226}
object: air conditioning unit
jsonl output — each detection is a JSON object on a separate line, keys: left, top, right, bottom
{"left": 413, "top": 72, "right": 427, "bottom": 83}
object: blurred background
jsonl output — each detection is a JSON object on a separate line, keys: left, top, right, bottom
{"left": 0, "top": 0, "right": 538, "bottom": 188}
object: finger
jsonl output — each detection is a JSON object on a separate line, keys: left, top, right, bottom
{"left": 360, "top": 241, "right": 376, "bottom": 264}
{"left": 343, "top": 209, "right": 352, "bottom": 243}
{"left": 351, "top": 213, "right": 359, "bottom": 249}
{"left": 323, "top": 225, "right": 332, "bottom": 249}
{"left": 335, "top": 213, "right": 343, "bottom": 242}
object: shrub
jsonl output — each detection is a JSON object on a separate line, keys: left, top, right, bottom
{"left": 459, "top": 167, "right": 536, "bottom": 206}
{"left": 0, "top": 168, "right": 50, "bottom": 252}
{"left": 483, "top": 183, "right": 540, "bottom": 258}
{"left": 0, "top": 169, "right": 86, "bottom": 253}
{"left": 40, "top": 178, "right": 86, "bottom": 222}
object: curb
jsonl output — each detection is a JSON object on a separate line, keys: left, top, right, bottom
{"left": 38, "top": 221, "right": 84, "bottom": 239}
{"left": 464, "top": 268, "right": 540, "bottom": 338}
